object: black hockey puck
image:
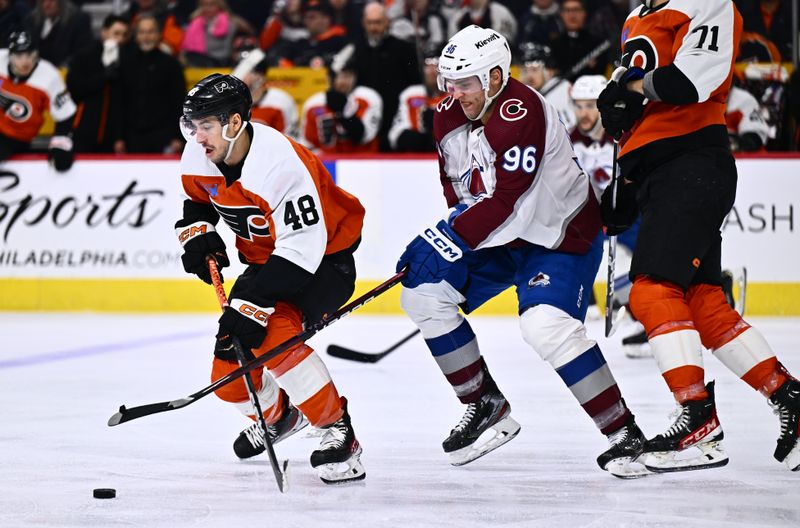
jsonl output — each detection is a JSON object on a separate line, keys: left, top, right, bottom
{"left": 93, "top": 488, "right": 116, "bottom": 499}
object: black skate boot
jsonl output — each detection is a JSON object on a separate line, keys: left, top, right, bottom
{"left": 642, "top": 381, "right": 728, "bottom": 473}
{"left": 768, "top": 379, "right": 800, "bottom": 471}
{"left": 310, "top": 398, "right": 365, "bottom": 484}
{"left": 233, "top": 396, "right": 309, "bottom": 459}
{"left": 597, "top": 414, "right": 650, "bottom": 478}
{"left": 622, "top": 328, "right": 651, "bottom": 359}
{"left": 442, "top": 381, "right": 521, "bottom": 466}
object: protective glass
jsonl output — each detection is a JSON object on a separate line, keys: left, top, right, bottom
{"left": 437, "top": 75, "right": 483, "bottom": 95}
{"left": 179, "top": 115, "right": 223, "bottom": 142}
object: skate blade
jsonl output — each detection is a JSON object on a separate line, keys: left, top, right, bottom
{"left": 604, "top": 456, "right": 653, "bottom": 479}
{"left": 316, "top": 446, "right": 366, "bottom": 484}
{"left": 781, "top": 442, "right": 800, "bottom": 471}
{"left": 448, "top": 417, "right": 521, "bottom": 467}
{"left": 643, "top": 441, "right": 729, "bottom": 473}
{"left": 623, "top": 344, "right": 652, "bottom": 359}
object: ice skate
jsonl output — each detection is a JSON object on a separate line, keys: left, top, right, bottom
{"left": 233, "top": 398, "right": 309, "bottom": 459}
{"left": 597, "top": 415, "right": 650, "bottom": 479}
{"left": 442, "top": 387, "right": 521, "bottom": 466}
{"left": 310, "top": 399, "right": 366, "bottom": 484}
{"left": 641, "top": 381, "right": 728, "bottom": 473}
{"left": 622, "top": 326, "right": 651, "bottom": 359}
{"left": 768, "top": 379, "right": 800, "bottom": 471}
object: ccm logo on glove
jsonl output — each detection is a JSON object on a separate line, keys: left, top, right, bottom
{"left": 230, "top": 299, "right": 274, "bottom": 327}
{"left": 176, "top": 221, "right": 213, "bottom": 245}
{"left": 422, "top": 225, "right": 463, "bottom": 262}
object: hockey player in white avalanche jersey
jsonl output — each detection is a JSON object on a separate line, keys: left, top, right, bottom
{"left": 395, "top": 25, "right": 649, "bottom": 478}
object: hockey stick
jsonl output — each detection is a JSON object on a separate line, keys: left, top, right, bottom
{"left": 108, "top": 270, "right": 407, "bottom": 427}
{"left": 327, "top": 328, "right": 420, "bottom": 363}
{"left": 208, "top": 258, "right": 288, "bottom": 493}
{"left": 605, "top": 139, "right": 627, "bottom": 338}
{"left": 540, "top": 39, "right": 612, "bottom": 97}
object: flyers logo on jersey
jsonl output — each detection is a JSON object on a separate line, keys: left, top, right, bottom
{"left": 621, "top": 35, "right": 659, "bottom": 72}
{"left": 0, "top": 89, "right": 31, "bottom": 122}
{"left": 211, "top": 202, "right": 271, "bottom": 241}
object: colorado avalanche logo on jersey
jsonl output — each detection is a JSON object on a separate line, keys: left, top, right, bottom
{"left": 620, "top": 35, "right": 659, "bottom": 72}
{"left": 460, "top": 154, "right": 487, "bottom": 197}
{"left": 528, "top": 272, "right": 551, "bottom": 288}
{"left": 499, "top": 99, "right": 527, "bottom": 122}
{"left": 211, "top": 201, "right": 271, "bottom": 241}
{"left": 0, "top": 89, "right": 32, "bottom": 122}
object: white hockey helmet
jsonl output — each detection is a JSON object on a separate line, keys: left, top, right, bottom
{"left": 570, "top": 75, "right": 607, "bottom": 101}
{"left": 437, "top": 25, "right": 512, "bottom": 120}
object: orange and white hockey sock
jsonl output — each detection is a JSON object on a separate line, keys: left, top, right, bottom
{"left": 630, "top": 276, "right": 708, "bottom": 402}
{"left": 267, "top": 344, "right": 344, "bottom": 427}
{"left": 211, "top": 362, "right": 285, "bottom": 424}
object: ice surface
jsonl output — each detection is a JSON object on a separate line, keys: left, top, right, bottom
{"left": 1, "top": 313, "right": 798, "bottom": 527}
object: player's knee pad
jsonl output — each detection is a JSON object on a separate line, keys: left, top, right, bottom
{"left": 629, "top": 276, "right": 693, "bottom": 337}
{"left": 686, "top": 283, "right": 746, "bottom": 349}
{"left": 400, "top": 281, "right": 465, "bottom": 337}
{"left": 519, "top": 304, "right": 595, "bottom": 368}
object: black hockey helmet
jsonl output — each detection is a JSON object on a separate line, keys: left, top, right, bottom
{"left": 8, "top": 30, "right": 36, "bottom": 54}
{"left": 518, "top": 42, "right": 553, "bottom": 68}
{"left": 182, "top": 73, "right": 252, "bottom": 124}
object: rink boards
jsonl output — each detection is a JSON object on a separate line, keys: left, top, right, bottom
{"left": 0, "top": 155, "right": 798, "bottom": 314}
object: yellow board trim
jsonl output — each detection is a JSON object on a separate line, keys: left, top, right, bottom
{"left": 1, "top": 279, "right": 799, "bottom": 315}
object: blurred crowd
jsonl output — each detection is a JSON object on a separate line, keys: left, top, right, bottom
{"left": 0, "top": 0, "right": 797, "bottom": 161}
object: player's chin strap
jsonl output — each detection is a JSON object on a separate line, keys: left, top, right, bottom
{"left": 474, "top": 79, "right": 508, "bottom": 122}
{"left": 221, "top": 121, "right": 249, "bottom": 163}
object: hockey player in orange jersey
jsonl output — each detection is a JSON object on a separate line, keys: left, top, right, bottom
{"left": 597, "top": 0, "right": 800, "bottom": 473}
{"left": 0, "top": 31, "right": 76, "bottom": 171}
{"left": 175, "top": 73, "right": 366, "bottom": 484}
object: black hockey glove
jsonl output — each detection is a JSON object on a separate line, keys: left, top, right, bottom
{"left": 597, "top": 82, "right": 646, "bottom": 139}
{"left": 325, "top": 89, "right": 348, "bottom": 114}
{"left": 600, "top": 178, "right": 638, "bottom": 236}
{"left": 175, "top": 218, "right": 230, "bottom": 284}
{"left": 48, "top": 135, "right": 74, "bottom": 172}
{"left": 214, "top": 296, "right": 275, "bottom": 360}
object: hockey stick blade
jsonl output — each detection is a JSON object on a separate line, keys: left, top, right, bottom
{"left": 326, "top": 329, "right": 420, "bottom": 363}
{"left": 108, "top": 398, "right": 194, "bottom": 426}
{"left": 108, "top": 271, "right": 406, "bottom": 426}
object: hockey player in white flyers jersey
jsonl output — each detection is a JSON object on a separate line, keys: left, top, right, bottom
{"left": 396, "top": 25, "right": 649, "bottom": 478}
{"left": 231, "top": 48, "right": 299, "bottom": 138}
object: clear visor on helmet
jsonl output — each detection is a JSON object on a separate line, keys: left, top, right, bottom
{"left": 437, "top": 74, "right": 484, "bottom": 95}
{"left": 179, "top": 115, "right": 224, "bottom": 142}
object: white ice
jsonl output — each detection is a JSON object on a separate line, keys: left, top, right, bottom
{"left": 1, "top": 312, "right": 798, "bottom": 527}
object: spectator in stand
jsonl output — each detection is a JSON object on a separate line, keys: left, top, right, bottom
{"left": 389, "top": 0, "right": 447, "bottom": 53}
{"left": 228, "top": 0, "right": 271, "bottom": 30}
{"left": 24, "top": 0, "right": 91, "bottom": 67}
{"left": 0, "top": 0, "right": 28, "bottom": 46}
{"left": 181, "top": 0, "right": 255, "bottom": 67}
{"left": 259, "top": 0, "right": 309, "bottom": 57}
{"left": 67, "top": 14, "right": 130, "bottom": 154}
{"left": 734, "top": 0, "right": 794, "bottom": 62}
{"left": 301, "top": 45, "right": 382, "bottom": 153}
{"left": 115, "top": 14, "right": 186, "bottom": 154}
{"left": 584, "top": 0, "right": 627, "bottom": 44}
{"left": 272, "top": 0, "right": 349, "bottom": 67}
{"left": 0, "top": 30, "right": 76, "bottom": 170}
{"left": 387, "top": 44, "right": 446, "bottom": 152}
{"left": 518, "top": 0, "right": 561, "bottom": 47}
{"left": 330, "top": 0, "right": 364, "bottom": 42}
{"left": 449, "top": 0, "right": 517, "bottom": 44}
{"left": 549, "top": 0, "right": 608, "bottom": 81}
{"left": 127, "top": 0, "right": 185, "bottom": 56}
{"left": 232, "top": 46, "right": 299, "bottom": 138}
{"left": 354, "top": 1, "right": 419, "bottom": 151}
